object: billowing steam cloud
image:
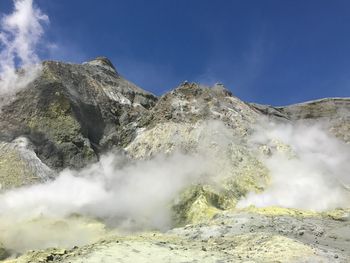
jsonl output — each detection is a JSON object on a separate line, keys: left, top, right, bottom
{"left": 238, "top": 120, "right": 350, "bottom": 211}
{"left": 0, "top": 151, "right": 212, "bottom": 222}
{"left": 0, "top": 0, "right": 48, "bottom": 97}
{"left": 0, "top": 151, "right": 215, "bottom": 252}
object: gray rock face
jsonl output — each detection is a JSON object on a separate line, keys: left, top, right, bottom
{"left": 141, "top": 82, "right": 259, "bottom": 133}
{"left": 0, "top": 137, "right": 55, "bottom": 189}
{"left": 0, "top": 58, "right": 157, "bottom": 172}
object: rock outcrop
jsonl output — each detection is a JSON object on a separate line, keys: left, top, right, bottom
{"left": 0, "top": 57, "right": 157, "bottom": 179}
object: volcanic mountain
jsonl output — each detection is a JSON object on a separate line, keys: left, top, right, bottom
{"left": 0, "top": 57, "right": 349, "bottom": 262}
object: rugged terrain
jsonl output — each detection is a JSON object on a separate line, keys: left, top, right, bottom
{"left": 0, "top": 57, "right": 349, "bottom": 262}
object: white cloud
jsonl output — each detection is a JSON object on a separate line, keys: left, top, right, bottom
{"left": 0, "top": 0, "right": 48, "bottom": 97}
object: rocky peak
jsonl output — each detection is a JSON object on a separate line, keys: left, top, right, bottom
{"left": 0, "top": 57, "right": 158, "bottom": 172}
{"left": 84, "top": 56, "right": 118, "bottom": 74}
{"left": 142, "top": 82, "right": 258, "bottom": 132}
{"left": 173, "top": 82, "right": 232, "bottom": 97}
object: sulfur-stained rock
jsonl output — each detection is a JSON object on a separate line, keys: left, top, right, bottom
{"left": 0, "top": 58, "right": 157, "bottom": 174}
{"left": 0, "top": 137, "right": 54, "bottom": 190}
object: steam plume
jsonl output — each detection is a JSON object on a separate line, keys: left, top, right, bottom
{"left": 0, "top": 152, "right": 211, "bottom": 229}
{"left": 238, "top": 120, "right": 350, "bottom": 211}
{"left": 0, "top": 0, "right": 48, "bottom": 96}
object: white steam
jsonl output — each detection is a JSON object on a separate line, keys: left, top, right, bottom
{"left": 0, "top": 151, "right": 211, "bottom": 231}
{"left": 238, "top": 121, "right": 350, "bottom": 211}
{"left": 0, "top": 0, "right": 48, "bottom": 96}
{"left": 0, "top": 151, "right": 214, "bottom": 252}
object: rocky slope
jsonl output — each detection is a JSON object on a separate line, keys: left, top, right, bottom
{"left": 0, "top": 57, "right": 156, "bottom": 188}
{"left": 0, "top": 57, "right": 349, "bottom": 262}
{"left": 4, "top": 208, "right": 350, "bottom": 263}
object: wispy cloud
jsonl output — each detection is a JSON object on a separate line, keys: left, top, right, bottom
{"left": 0, "top": 0, "right": 48, "bottom": 96}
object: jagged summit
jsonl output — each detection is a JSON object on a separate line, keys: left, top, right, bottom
{"left": 174, "top": 81, "right": 233, "bottom": 97}
{"left": 142, "top": 81, "right": 257, "bottom": 132}
{"left": 84, "top": 56, "right": 118, "bottom": 74}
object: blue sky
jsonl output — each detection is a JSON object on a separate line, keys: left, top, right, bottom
{"left": 1, "top": 0, "right": 350, "bottom": 105}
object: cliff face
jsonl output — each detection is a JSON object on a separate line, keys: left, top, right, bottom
{"left": 0, "top": 57, "right": 157, "bottom": 185}
{"left": 0, "top": 58, "right": 350, "bottom": 262}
